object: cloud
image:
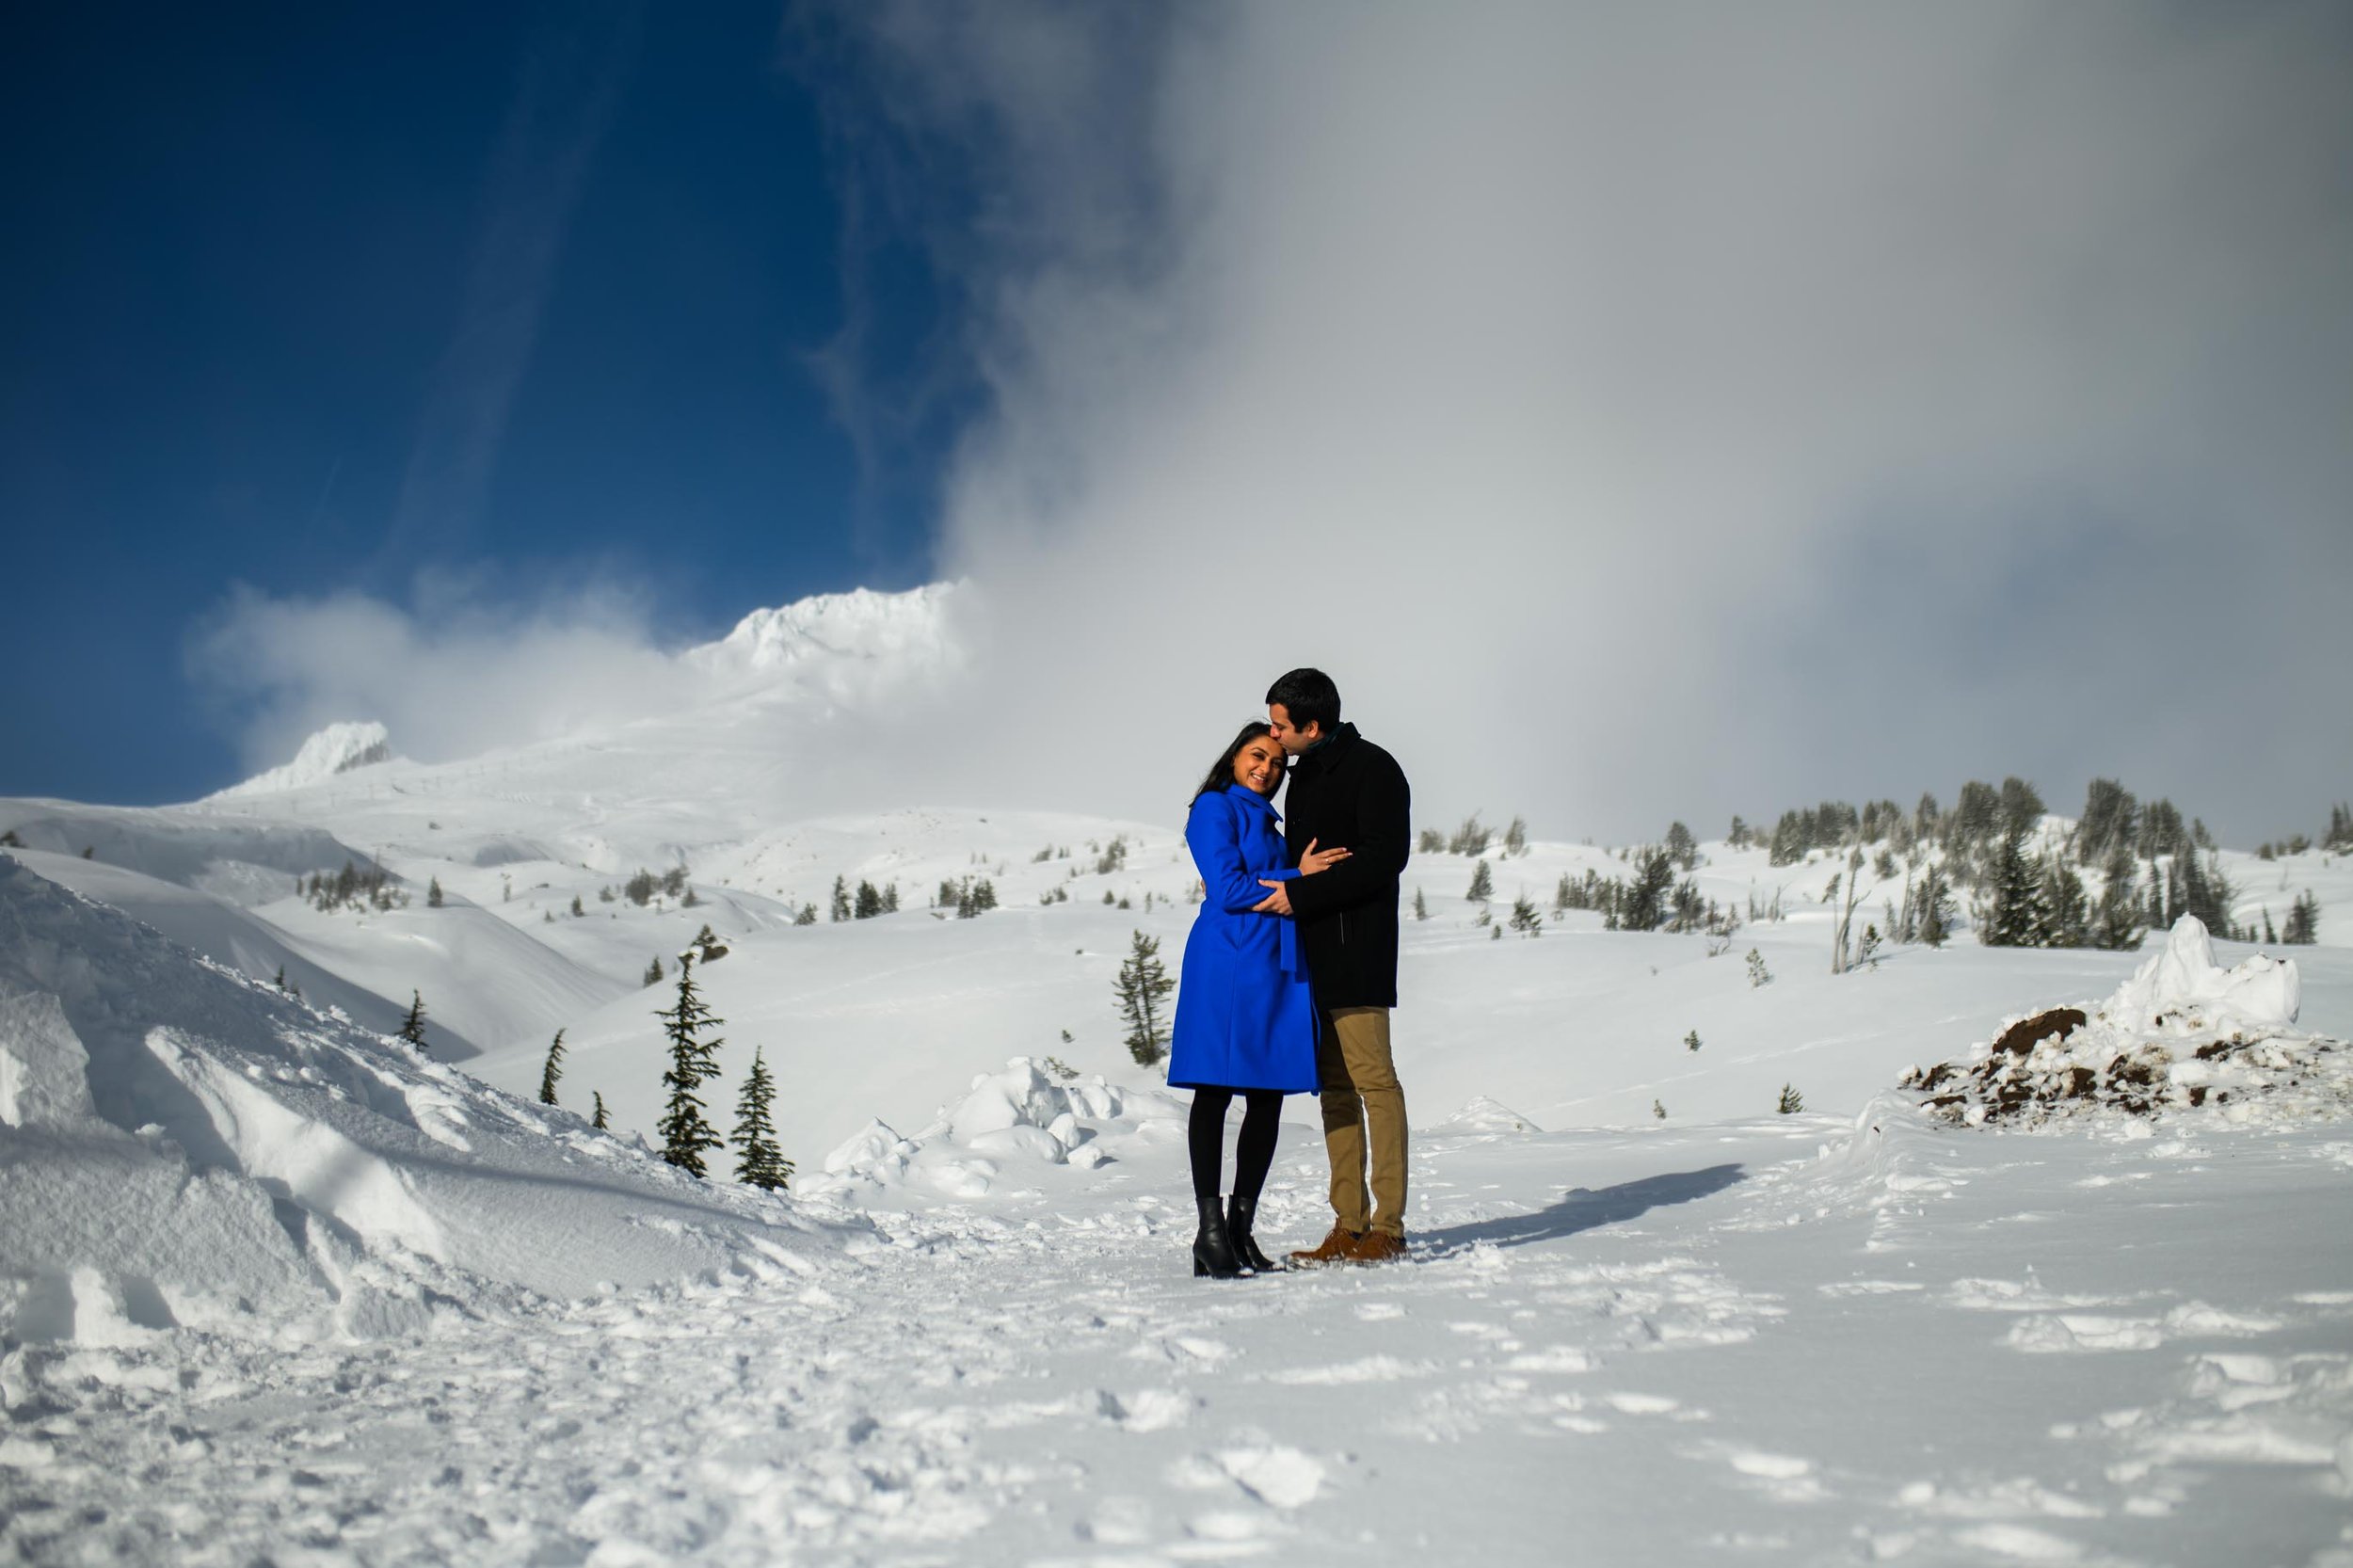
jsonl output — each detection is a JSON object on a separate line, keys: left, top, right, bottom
{"left": 186, "top": 578, "right": 689, "bottom": 779}
{"left": 815, "top": 0, "right": 2353, "bottom": 842}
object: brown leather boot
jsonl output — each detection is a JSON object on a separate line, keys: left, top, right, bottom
{"left": 1349, "top": 1230, "right": 1408, "bottom": 1264}
{"left": 1288, "top": 1224, "right": 1364, "bottom": 1267}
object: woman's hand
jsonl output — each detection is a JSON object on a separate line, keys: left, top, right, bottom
{"left": 1299, "top": 838, "right": 1352, "bottom": 876}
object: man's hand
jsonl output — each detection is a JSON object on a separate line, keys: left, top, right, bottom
{"left": 1252, "top": 879, "right": 1294, "bottom": 916}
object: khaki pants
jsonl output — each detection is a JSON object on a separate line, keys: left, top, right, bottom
{"left": 1317, "top": 1006, "right": 1409, "bottom": 1238}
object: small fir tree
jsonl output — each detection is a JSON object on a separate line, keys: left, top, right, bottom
{"left": 830, "top": 876, "right": 852, "bottom": 922}
{"left": 1509, "top": 896, "right": 1542, "bottom": 936}
{"left": 653, "top": 952, "right": 726, "bottom": 1176}
{"left": 794, "top": 903, "right": 818, "bottom": 926}
{"left": 570, "top": 894, "right": 584, "bottom": 917}
{"left": 644, "top": 955, "right": 664, "bottom": 986}
{"left": 1981, "top": 829, "right": 2045, "bottom": 947}
{"left": 1664, "top": 821, "right": 1698, "bottom": 871}
{"left": 591, "top": 1092, "right": 610, "bottom": 1131}
{"left": 2282, "top": 889, "right": 2321, "bottom": 945}
{"left": 1503, "top": 816, "right": 1529, "bottom": 856}
{"left": 854, "top": 880, "right": 884, "bottom": 920}
{"left": 732, "top": 1047, "right": 793, "bottom": 1192}
{"left": 1414, "top": 888, "right": 1430, "bottom": 921}
{"left": 1746, "top": 949, "right": 1772, "bottom": 988}
{"left": 1685, "top": 1029, "right": 1702, "bottom": 1052}
{"left": 426, "top": 877, "right": 443, "bottom": 908}
{"left": 397, "top": 990, "right": 427, "bottom": 1050}
{"left": 1652, "top": 1099, "right": 1667, "bottom": 1120}
{"left": 538, "top": 1028, "right": 567, "bottom": 1105}
{"left": 1917, "top": 861, "right": 1955, "bottom": 948}
{"left": 1114, "top": 930, "right": 1176, "bottom": 1066}
{"left": 1777, "top": 1084, "right": 1804, "bottom": 1114}
{"left": 1467, "top": 859, "right": 1495, "bottom": 902}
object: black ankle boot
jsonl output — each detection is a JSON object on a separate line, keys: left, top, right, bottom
{"left": 1227, "top": 1194, "right": 1277, "bottom": 1273}
{"left": 1193, "top": 1197, "right": 1243, "bottom": 1279}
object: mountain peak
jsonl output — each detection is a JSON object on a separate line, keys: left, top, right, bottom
{"left": 216, "top": 720, "right": 396, "bottom": 798}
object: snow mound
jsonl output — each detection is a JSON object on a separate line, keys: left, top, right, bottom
{"left": 807, "top": 1056, "right": 1161, "bottom": 1201}
{"left": 215, "top": 720, "right": 396, "bottom": 797}
{"left": 1900, "top": 918, "right": 2349, "bottom": 1128}
{"left": 1438, "top": 1096, "right": 1545, "bottom": 1134}
{"left": 0, "top": 858, "right": 836, "bottom": 1346}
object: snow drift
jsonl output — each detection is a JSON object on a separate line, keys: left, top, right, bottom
{"left": 0, "top": 857, "right": 836, "bottom": 1347}
{"left": 1900, "top": 917, "right": 2348, "bottom": 1128}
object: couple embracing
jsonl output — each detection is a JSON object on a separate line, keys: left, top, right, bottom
{"left": 1167, "top": 667, "right": 1412, "bottom": 1278}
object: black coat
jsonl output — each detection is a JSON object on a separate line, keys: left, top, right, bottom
{"left": 1280, "top": 723, "right": 1412, "bottom": 1009}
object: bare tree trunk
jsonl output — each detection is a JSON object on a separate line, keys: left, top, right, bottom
{"left": 1832, "top": 844, "right": 1866, "bottom": 974}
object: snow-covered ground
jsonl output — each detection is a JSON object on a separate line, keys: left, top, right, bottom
{"left": 6, "top": 617, "right": 2353, "bottom": 1564}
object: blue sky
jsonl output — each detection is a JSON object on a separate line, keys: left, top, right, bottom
{"left": 2, "top": 3, "right": 960, "bottom": 802}
{"left": 5, "top": 4, "right": 2346, "bottom": 842}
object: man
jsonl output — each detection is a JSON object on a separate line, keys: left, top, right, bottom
{"left": 1252, "top": 668, "right": 1413, "bottom": 1264}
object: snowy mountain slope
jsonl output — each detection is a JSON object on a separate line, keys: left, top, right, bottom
{"left": 0, "top": 798, "right": 367, "bottom": 906}
{"left": 0, "top": 858, "right": 837, "bottom": 1348}
{"left": 211, "top": 718, "right": 396, "bottom": 797}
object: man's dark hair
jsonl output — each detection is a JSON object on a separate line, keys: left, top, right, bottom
{"left": 1265, "top": 668, "right": 1341, "bottom": 734}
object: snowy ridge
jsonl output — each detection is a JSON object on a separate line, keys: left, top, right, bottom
{"left": 0, "top": 858, "right": 837, "bottom": 1345}
{"left": 686, "top": 581, "right": 960, "bottom": 696}
{"left": 213, "top": 719, "right": 395, "bottom": 798}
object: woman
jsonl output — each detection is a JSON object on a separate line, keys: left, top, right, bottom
{"left": 1169, "top": 722, "right": 1349, "bottom": 1277}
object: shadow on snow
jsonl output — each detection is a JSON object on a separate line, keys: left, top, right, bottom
{"left": 1416, "top": 1163, "right": 1747, "bottom": 1256}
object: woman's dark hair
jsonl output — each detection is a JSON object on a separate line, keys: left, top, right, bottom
{"left": 1265, "top": 667, "right": 1340, "bottom": 734}
{"left": 1192, "top": 722, "right": 1280, "bottom": 806}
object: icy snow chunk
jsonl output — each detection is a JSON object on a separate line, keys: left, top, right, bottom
{"left": 2105, "top": 915, "right": 2298, "bottom": 1034}
{"left": 0, "top": 987, "right": 100, "bottom": 1129}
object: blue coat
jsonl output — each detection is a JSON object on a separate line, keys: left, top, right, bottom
{"left": 1167, "top": 787, "right": 1320, "bottom": 1093}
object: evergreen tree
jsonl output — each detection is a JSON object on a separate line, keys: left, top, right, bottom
{"left": 1685, "top": 1030, "right": 1702, "bottom": 1052}
{"left": 2325, "top": 804, "right": 2353, "bottom": 854}
{"left": 397, "top": 990, "right": 427, "bottom": 1050}
{"left": 1113, "top": 930, "right": 1176, "bottom": 1066}
{"left": 538, "top": 1029, "right": 567, "bottom": 1105}
{"left": 794, "top": 903, "right": 818, "bottom": 926}
{"left": 653, "top": 952, "right": 726, "bottom": 1176}
{"left": 1981, "top": 830, "right": 2045, "bottom": 947}
{"left": 854, "top": 880, "right": 884, "bottom": 920}
{"left": 1621, "top": 848, "right": 1675, "bottom": 932}
{"left": 2038, "top": 860, "right": 2089, "bottom": 948}
{"left": 591, "top": 1092, "right": 610, "bottom": 1131}
{"left": 1503, "top": 816, "right": 1529, "bottom": 856}
{"left": 830, "top": 876, "right": 852, "bottom": 922}
{"left": 1509, "top": 896, "right": 1542, "bottom": 936}
{"left": 2075, "top": 778, "right": 2137, "bottom": 865}
{"left": 1746, "top": 949, "right": 1772, "bottom": 987}
{"left": 570, "top": 894, "right": 584, "bottom": 917}
{"left": 1664, "top": 821, "right": 1698, "bottom": 871}
{"left": 427, "top": 876, "right": 444, "bottom": 908}
{"left": 1776, "top": 1084, "right": 1804, "bottom": 1114}
{"left": 2089, "top": 852, "right": 2144, "bottom": 951}
{"left": 2282, "top": 889, "right": 2321, "bottom": 945}
{"left": 883, "top": 883, "right": 901, "bottom": 914}
{"left": 644, "top": 955, "right": 664, "bottom": 987}
{"left": 1466, "top": 859, "right": 1494, "bottom": 902}
{"left": 732, "top": 1047, "right": 793, "bottom": 1192}
{"left": 1414, "top": 888, "right": 1430, "bottom": 921}
{"left": 273, "top": 964, "right": 288, "bottom": 990}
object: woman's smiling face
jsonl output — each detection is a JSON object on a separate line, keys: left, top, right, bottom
{"left": 1232, "top": 735, "right": 1285, "bottom": 796}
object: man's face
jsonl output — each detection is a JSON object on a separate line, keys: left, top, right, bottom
{"left": 1267, "top": 704, "right": 1322, "bottom": 757}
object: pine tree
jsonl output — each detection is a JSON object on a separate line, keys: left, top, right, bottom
{"left": 1685, "top": 1030, "right": 1702, "bottom": 1052}
{"left": 1503, "top": 816, "right": 1529, "bottom": 856}
{"left": 1982, "top": 829, "right": 2044, "bottom": 947}
{"left": 653, "top": 952, "right": 726, "bottom": 1176}
{"left": 1509, "top": 896, "right": 1542, "bottom": 936}
{"left": 274, "top": 964, "right": 289, "bottom": 990}
{"left": 426, "top": 877, "right": 444, "bottom": 908}
{"left": 732, "top": 1046, "right": 793, "bottom": 1192}
{"left": 538, "top": 1029, "right": 567, "bottom": 1105}
{"left": 644, "top": 955, "right": 664, "bottom": 987}
{"left": 1465, "top": 859, "right": 1494, "bottom": 902}
{"left": 2282, "top": 889, "right": 2321, "bottom": 945}
{"left": 2038, "top": 860, "right": 2089, "bottom": 948}
{"left": 1746, "top": 949, "right": 1772, "bottom": 987}
{"left": 1114, "top": 930, "right": 1176, "bottom": 1066}
{"left": 1414, "top": 888, "right": 1430, "bottom": 921}
{"left": 830, "top": 876, "right": 852, "bottom": 922}
{"left": 1653, "top": 1099, "right": 1667, "bottom": 1120}
{"left": 1664, "top": 821, "right": 1697, "bottom": 871}
{"left": 1777, "top": 1084, "right": 1804, "bottom": 1114}
{"left": 855, "top": 880, "right": 884, "bottom": 920}
{"left": 397, "top": 990, "right": 427, "bottom": 1050}
{"left": 1621, "top": 847, "right": 1674, "bottom": 932}
{"left": 570, "top": 894, "right": 584, "bottom": 916}
{"left": 794, "top": 903, "right": 818, "bottom": 926}
{"left": 591, "top": 1092, "right": 610, "bottom": 1131}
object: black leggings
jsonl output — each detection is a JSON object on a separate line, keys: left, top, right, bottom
{"left": 1188, "top": 1088, "right": 1285, "bottom": 1209}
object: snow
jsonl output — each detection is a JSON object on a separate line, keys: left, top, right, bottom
{"left": 5, "top": 650, "right": 2353, "bottom": 1562}
{"left": 212, "top": 719, "right": 396, "bottom": 797}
